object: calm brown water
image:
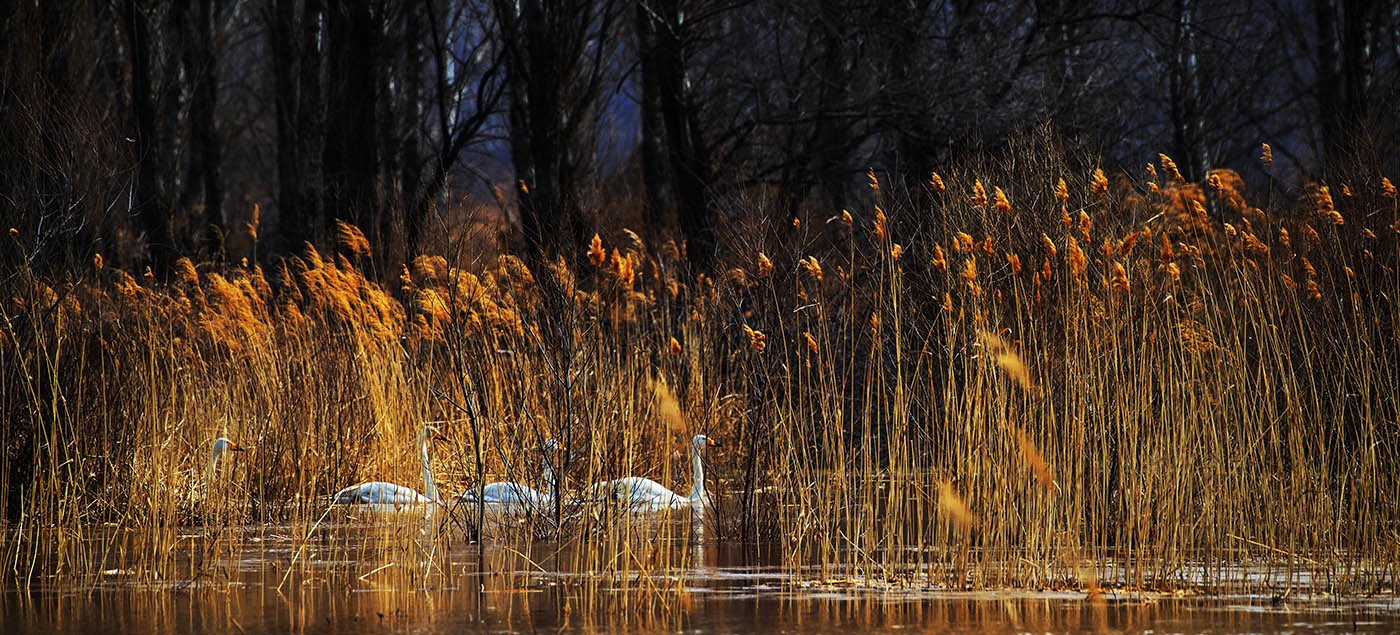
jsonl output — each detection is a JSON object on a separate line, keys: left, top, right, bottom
{"left": 8, "top": 582, "right": 1399, "bottom": 634}
{"left": 4, "top": 519, "right": 1397, "bottom": 634}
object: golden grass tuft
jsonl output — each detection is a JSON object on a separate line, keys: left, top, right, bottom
{"left": 1005, "top": 251, "right": 1021, "bottom": 274}
{"left": 977, "top": 329, "right": 1035, "bottom": 392}
{"left": 954, "top": 232, "right": 974, "bottom": 254}
{"left": 336, "top": 220, "right": 372, "bottom": 257}
{"left": 993, "top": 186, "right": 1011, "bottom": 213}
{"left": 1065, "top": 236, "right": 1086, "bottom": 280}
{"left": 1110, "top": 261, "right": 1129, "bottom": 294}
{"left": 650, "top": 376, "right": 688, "bottom": 435}
{"left": 1159, "top": 153, "right": 1182, "bottom": 181}
{"left": 1090, "top": 168, "right": 1108, "bottom": 196}
{"left": 743, "top": 323, "right": 768, "bottom": 352}
{"left": 588, "top": 233, "right": 606, "bottom": 266}
{"left": 1013, "top": 427, "right": 1056, "bottom": 491}
{"left": 960, "top": 256, "right": 978, "bottom": 284}
{"left": 936, "top": 481, "right": 977, "bottom": 530}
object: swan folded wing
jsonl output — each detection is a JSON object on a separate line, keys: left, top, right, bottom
{"left": 334, "top": 481, "right": 430, "bottom": 506}
{"left": 589, "top": 477, "right": 688, "bottom": 507}
{"left": 456, "top": 481, "right": 549, "bottom": 507}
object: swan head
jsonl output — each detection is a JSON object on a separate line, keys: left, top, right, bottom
{"left": 213, "top": 437, "right": 245, "bottom": 454}
{"left": 692, "top": 434, "right": 719, "bottom": 451}
{"left": 420, "top": 425, "right": 450, "bottom": 443}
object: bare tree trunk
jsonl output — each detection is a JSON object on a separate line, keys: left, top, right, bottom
{"left": 269, "top": 0, "right": 298, "bottom": 254}
{"left": 323, "top": 0, "right": 380, "bottom": 253}
{"left": 885, "top": 0, "right": 934, "bottom": 214}
{"left": 1314, "top": 0, "right": 1344, "bottom": 173}
{"left": 398, "top": 1, "right": 426, "bottom": 259}
{"left": 268, "top": 0, "right": 325, "bottom": 255}
{"left": 492, "top": 0, "right": 623, "bottom": 261}
{"left": 636, "top": 0, "right": 671, "bottom": 237}
{"left": 406, "top": 2, "right": 504, "bottom": 259}
{"left": 524, "top": 0, "right": 568, "bottom": 258}
{"left": 1314, "top": 0, "right": 1377, "bottom": 175}
{"left": 645, "top": 0, "right": 716, "bottom": 271}
{"left": 496, "top": 0, "right": 582, "bottom": 260}
{"left": 1170, "top": 0, "right": 1209, "bottom": 182}
{"left": 178, "top": 0, "right": 224, "bottom": 260}
{"left": 120, "top": 0, "right": 172, "bottom": 275}
{"left": 296, "top": 0, "right": 325, "bottom": 249}
{"left": 809, "top": 0, "right": 854, "bottom": 212}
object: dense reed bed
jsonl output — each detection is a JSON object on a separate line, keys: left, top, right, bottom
{"left": 2, "top": 138, "right": 1397, "bottom": 594}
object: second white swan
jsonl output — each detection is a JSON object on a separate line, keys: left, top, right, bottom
{"left": 333, "top": 425, "right": 449, "bottom": 506}
{"left": 187, "top": 436, "right": 246, "bottom": 504}
{"left": 456, "top": 439, "right": 558, "bottom": 509}
{"left": 588, "top": 434, "right": 719, "bottom": 509}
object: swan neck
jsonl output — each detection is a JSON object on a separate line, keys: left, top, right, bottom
{"left": 688, "top": 444, "right": 705, "bottom": 501}
{"left": 542, "top": 459, "right": 556, "bottom": 499}
{"left": 420, "top": 433, "right": 439, "bottom": 502}
{"left": 204, "top": 443, "right": 223, "bottom": 492}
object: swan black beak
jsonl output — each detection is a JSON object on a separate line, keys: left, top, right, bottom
{"left": 228, "top": 441, "right": 246, "bottom": 451}
{"left": 706, "top": 437, "right": 721, "bottom": 448}
{"left": 432, "top": 430, "right": 450, "bottom": 442}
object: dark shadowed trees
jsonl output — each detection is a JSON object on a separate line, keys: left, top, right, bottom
{"left": 323, "top": 1, "right": 382, "bottom": 245}
{"left": 268, "top": 0, "right": 324, "bottom": 255}
{"left": 0, "top": 2, "right": 130, "bottom": 275}
{"left": 1312, "top": 0, "right": 1399, "bottom": 175}
{"left": 3, "top": 0, "right": 1398, "bottom": 276}
{"left": 493, "top": 0, "right": 624, "bottom": 260}
{"left": 119, "top": 0, "right": 174, "bottom": 275}
{"left": 1169, "top": 0, "right": 1208, "bottom": 182}
{"left": 403, "top": 0, "right": 505, "bottom": 259}
{"left": 175, "top": 0, "right": 226, "bottom": 259}
{"left": 636, "top": 0, "right": 717, "bottom": 270}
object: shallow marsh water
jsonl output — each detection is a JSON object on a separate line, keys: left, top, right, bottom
{"left": 4, "top": 515, "right": 1397, "bottom": 634}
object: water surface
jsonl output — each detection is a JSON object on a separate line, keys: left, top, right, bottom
{"left": 5, "top": 518, "right": 1396, "bottom": 634}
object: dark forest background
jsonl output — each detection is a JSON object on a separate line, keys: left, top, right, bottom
{"left": 3, "top": 0, "right": 1398, "bottom": 277}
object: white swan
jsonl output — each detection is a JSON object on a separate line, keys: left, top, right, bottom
{"left": 456, "top": 439, "right": 558, "bottom": 509}
{"left": 333, "top": 425, "right": 448, "bottom": 506}
{"left": 188, "top": 437, "right": 245, "bottom": 503}
{"left": 589, "top": 434, "right": 718, "bottom": 509}
{"left": 206, "top": 437, "right": 245, "bottom": 482}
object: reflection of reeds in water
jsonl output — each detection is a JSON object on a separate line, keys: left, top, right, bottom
{"left": 2, "top": 144, "right": 1398, "bottom": 597}
{"left": 10, "top": 575, "right": 1395, "bottom": 633}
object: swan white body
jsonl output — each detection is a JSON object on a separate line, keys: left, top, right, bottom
{"left": 334, "top": 425, "right": 448, "bottom": 506}
{"left": 456, "top": 440, "right": 558, "bottom": 509}
{"left": 334, "top": 481, "right": 432, "bottom": 506}
{"left": 590, "top": 435, "right": 718, "bottom": 509}
{"left": 459, "top": 481, "right": 549, "bottom": 506}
